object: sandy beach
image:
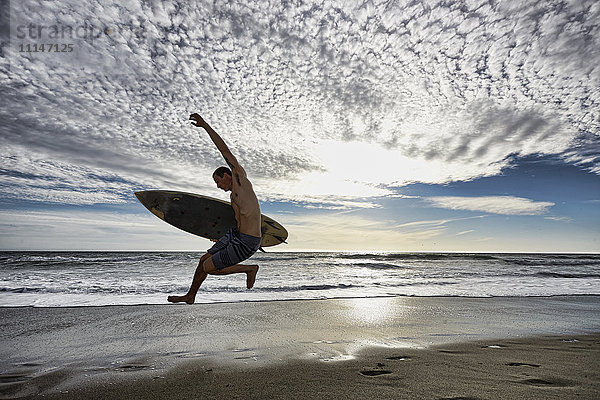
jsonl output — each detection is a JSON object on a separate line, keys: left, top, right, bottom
{"left": 1, "top": 296, "right": 599, "bottom": 399}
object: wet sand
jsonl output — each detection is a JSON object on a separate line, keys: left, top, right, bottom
{"left": 1, "top": 296, "right": 599, "bottom": 399}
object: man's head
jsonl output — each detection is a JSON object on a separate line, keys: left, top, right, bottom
{"left": 213, "top": 166, "right": 232, "bottom": 191}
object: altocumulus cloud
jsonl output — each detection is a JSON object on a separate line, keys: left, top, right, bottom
{"left": 424, "top": 196, "right": 554, "bottom": 215}
{"left": 0, "top": 0, "right": 598, "bottom": 206}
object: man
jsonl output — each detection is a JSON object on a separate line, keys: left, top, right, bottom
{"left": 167, "top": 113, "right": 262, "bottom": 304}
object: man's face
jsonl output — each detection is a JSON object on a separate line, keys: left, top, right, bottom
{"left": 213, "top": 173, "right": 232, "bottom": 192}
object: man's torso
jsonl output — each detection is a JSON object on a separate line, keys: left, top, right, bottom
{"left": 230, "top": 174, "right": 261, "bottom": 238}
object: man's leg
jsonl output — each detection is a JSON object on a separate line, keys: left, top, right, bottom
{"left": 203, "top": 257, "right": 259, "bottom": 289}
{"left": 167, "top": 253, "right": 211, "bottom": 304}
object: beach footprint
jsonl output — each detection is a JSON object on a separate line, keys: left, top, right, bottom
{"left": 438, "top": 349, "right": 468, "bottom": 355}
{"left": 360, "top": 369, "right": 393, "bottom": 377}
{"left": 438, "top": 397, "right": 483, "bottom": 400}
{"left": 116, "top": 362, "right": 153, "bottom": 371}
{"left": 359, "top": 363, "right": 393, "bottom": 377}
{"left": 505, "top": 362, "right": 540, "bottom": 367}
{"left": 517, "top": 377, "right": 572, "bottom": 387}
{"left": 386, "top": 355, "right": 412, "bottom": 361}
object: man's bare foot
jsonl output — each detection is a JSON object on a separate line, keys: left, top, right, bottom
{"left": 246, "top": 265, "right": 259, "bottom": 289}
{"left": 167, "top": 294, "right": 195, "bottom": 304}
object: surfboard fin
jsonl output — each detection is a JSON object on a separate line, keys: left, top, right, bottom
{"left": 264, "top": 220, "right": 283, "bottom": 230}
{"left": 273, "top": 235, "right": 288, "bottom": 244}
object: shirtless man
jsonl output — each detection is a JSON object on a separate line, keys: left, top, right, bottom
{"left": 167, "top": 113, "right": 262, "bottom": 304}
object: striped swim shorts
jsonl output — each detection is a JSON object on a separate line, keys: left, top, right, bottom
{"left": 207, "top": 227, "right": 262, "bottom": 270}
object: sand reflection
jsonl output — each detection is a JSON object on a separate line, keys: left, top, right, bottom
{"left": 345, "top": 297, "right": 403, "bottom": 326}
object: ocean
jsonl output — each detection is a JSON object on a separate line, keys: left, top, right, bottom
{"left": 1, "top": 252, "right": 599, "bottom": 307}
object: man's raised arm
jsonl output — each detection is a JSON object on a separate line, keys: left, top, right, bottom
{"left": 189, "top": 113, "right": 246, "bottom": 176}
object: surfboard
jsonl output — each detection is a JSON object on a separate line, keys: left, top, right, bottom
{"left": 135, "top": 190, "right": 288, "bottom": 247}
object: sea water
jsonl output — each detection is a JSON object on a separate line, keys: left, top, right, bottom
{"left": 1, "top": 252, "right": 599, "bottom": 307}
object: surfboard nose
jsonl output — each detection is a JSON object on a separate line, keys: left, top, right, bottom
{"left": 135, "top": 191, "right": 158, "bottom": 210}
{"left": 135, "top": 191, "right": 151, "bottom": 204}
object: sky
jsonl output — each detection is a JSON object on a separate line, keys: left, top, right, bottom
{"left": 0, "top": 0, "right": 599, "bottom": 252}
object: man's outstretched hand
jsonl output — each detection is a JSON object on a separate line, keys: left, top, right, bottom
{"left": 189, "top": 113, "right": 207, "bottom": 128}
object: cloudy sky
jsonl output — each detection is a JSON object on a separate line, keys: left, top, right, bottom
{"left": 0, "top": 0, "right": 598, "bottom": 252}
